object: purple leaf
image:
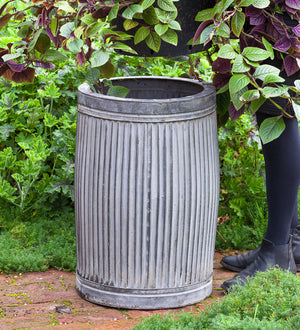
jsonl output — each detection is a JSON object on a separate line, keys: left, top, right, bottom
{"left": 292, "top": 24, "right": 300, "bottom": 36}
{"left": 46, "top": 27, "right": 59, "bottom": 47}
{"left": 193, "top": 20, "right": 212, "bottom": 45}
{"left": 35, "top": 61, "right": 55, "bottom": 69}
{"left": 212, "top": 58, "right": 232, "bottom": 73}
{"left": 286, "top": 0, "right": 300, "bottom": 9}
{"left": 274, "top": 36, "right": 291, "bottom": 51}
{"left": 291, "top": 37, "right": 300, "bottom": 52}
{"left": 6, "top": 60, "right": 26, "bottom": 72}
{"left": 284, "top": 55, "right": 299, "bottom": 76}
{"left": 212, "top": 72, "right": 231, "bottom": 89}
{"left": 76, "top": 49, "right": 86, "bottom": 66}
{"left": 229, "top": 103, "right": 245, "bottom": 121}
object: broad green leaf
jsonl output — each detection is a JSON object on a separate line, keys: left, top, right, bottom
{"left": 43, "top": 49, "right": 68, "bottom": 61}
{"left": 123, "top": 19, "right": 139, "bottom": 31}
{"left": 240, "top": 89, "right": 260, "bottom": 103}
{"left": 253, "top": 0, "right": 270, "bottom": 9}
{"left": 86, "top": 67, "right": 101, "bottom": 85}
{"left": 199, "top": 25, "right": 214, "bottom": 44}
{"left": 122, "top": 5, "right": 143, "bottom": 20}
{"left": 60, "top": 22, "right": 75, "bottom": 38}
{"left": 253, "top": 64, "right": 280, "bottom": 81}
{"left": 2, "top": 53, "right": 21, "bottom": 61}
{"left": 242, "top": 47, "right": 270, "bottom": 61}
{"left": 44, "top": 113, "right": 58, "bottom": 128}
{"left": 90, "top": 50, "right": 110, "bottom": 68}
{"left": 107, "top": 86, "right": 130, "bottom": 98}
{"left": 28, "top": 29, "right": 42, "bottom": 52}
{"left": 160, "top": 29, "right": 177, "bottom": 46}
{"left": 142, "top": 6, "right": 159, "bottom": 25}
{"left": 218, "top": 44, "right": 236, "bottom": 59}
{"left": 262, "top": 37, "right": 274, "bottom": 60}
{"left": 292, "top": 101, "right": 300, "bottom": 121}
{"left": 217, "top": 23, "right": 230, "bottom": 38}
{"left": 263, "top": 74, "right": 285, "bottom": 85}
{"left": 240, "top": 0, "right": 257, "bottom": 6}
{"left": 56, "top": 1, "right": 76, "bottom": 13}
{"left": 50, "top": 17, "right": 58, "bottom": 36}
{"left": 74, "top": 26, "right": 85, "bottom": 39}
{"left": 99, "top": 61, "right": 115, "bottom": 79}
{"left": 259, "top": 116, "right": 285, "bottom": 144}
{"left": 261, "top": 86, "right": 288, "bottom": 98}
{"left": 67, "top": 38, "right": 84, "bottom": 53}
{"left": 250, "top": 96, "right": 266, "bottom": 113}
{"left": 141, "top": 0, "right": 155, "bottom": 10}
{"left": 155, "top": 8, "right": 177, "bottom": 23}
{"left": 108, "top": 3, "right": 119, "bottom": 21}
{"left": 232, "top": 54, "right": 251, "bottom": 73}
{"left": 157, "top": 0, "right": 177, "bottom": 11}
{"left": 80, "top": 14, "right": 96, "bottom": 26}
{"left": 195, "top": 8, "right": 214, "bottom": 22}
{"left": 294, "top": 80, "right": 300, "bottom": 91}
{"left": 231, "top": 11, "right": 245, "bottom": 37}
{"left": 231, "top": 87, "right": 247, "bottom": 110}
{"left": 221, "top": 0, "right": 235, "bottom": 11}
{"left": 134, "top": 26, "right": 150, "bottom": 44}
{"left": 145, "top": 30, "right": 161, "bottom": 52}
{"left": 88, "top": 22, "right": 105, "bottom": 37}
{"left": 113, "top": 42, "right": 137, "bottom": 55}
{"left": 167, "top": 20, "right": 181, "bottom": 30}
{"left": 155, "top": 24, "right": 168, "bottom": 36}
{"left": 229, "top": 74, "right": 250, "bottom": 96}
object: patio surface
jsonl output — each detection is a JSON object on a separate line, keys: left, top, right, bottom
{"left": 0, "top": 251, "right": 236, "bottom": 329}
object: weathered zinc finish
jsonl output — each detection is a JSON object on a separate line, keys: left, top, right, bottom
{"left": 75, "top": 77, "right": 219, "bottom": 309}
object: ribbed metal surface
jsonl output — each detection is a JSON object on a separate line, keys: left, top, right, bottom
{"left": 75, "top": 77, "right": 219, "bottom": 309}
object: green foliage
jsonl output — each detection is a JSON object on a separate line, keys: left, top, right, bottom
{"left": 0, "top": 206, "right": 76, "bottom": 273}
{"left": 216, "top": 114, "right": 267, "bottom": 250}
{"left": 0, "top": 62, "right": 80, "bottom": 215}
{"left": 134, "top": 268, "right": 300, "bottom": 329}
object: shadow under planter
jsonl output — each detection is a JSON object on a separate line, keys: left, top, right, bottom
{"left": 75, "top": 77, "right": 219, "bottom": 309}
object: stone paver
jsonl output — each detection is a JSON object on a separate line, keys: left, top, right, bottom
{"left": 0, "top": 251, "right": 234, "bottom": 329}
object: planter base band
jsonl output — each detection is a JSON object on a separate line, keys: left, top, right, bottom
{"left": 76, "top": 273, "right": 212, "bottom": 310}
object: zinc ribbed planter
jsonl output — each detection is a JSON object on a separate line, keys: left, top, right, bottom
{"left": 75, "top": 76, "right": 219, "bottom": 309}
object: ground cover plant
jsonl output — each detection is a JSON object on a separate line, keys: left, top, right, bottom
{"left": 134, "top": 268, "right": 300, "bottom": 329}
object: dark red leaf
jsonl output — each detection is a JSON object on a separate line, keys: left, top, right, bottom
{"left": 229, "top": 103, "right": 245, "bottom": 121}
{"left": 6, "top": 60, "right": 26, "bottom": 72}
{"left": 212, "top": 58, "right": 232, "bottom": 74}
{"left": 76, "top": 49, "right": 86, "bottom": 66}
{"left": 213, "top": 72, "right": 231, "bottom": 89}
{"left": 92, "top": 7, "right": 112, "bottom": 19}
{"left": 284, "top": 55, "right": 299, "bottom": 76}
{"left": 274, "top": 36, "right": 291, "bottom": 51}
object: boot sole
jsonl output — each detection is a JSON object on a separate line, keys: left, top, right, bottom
{"left": 220, "top": 260, "right": 244, "bottom": 272}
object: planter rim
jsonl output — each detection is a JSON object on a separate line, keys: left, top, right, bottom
{"left": 78, "top": 76, "right": 214, "bottom": 103}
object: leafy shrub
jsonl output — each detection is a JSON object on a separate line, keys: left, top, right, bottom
{"left": 134, "top": 268, "right": 300, "bottom": 329}
{"left": 216, "top": 114, "right": 268, "bottom": 250}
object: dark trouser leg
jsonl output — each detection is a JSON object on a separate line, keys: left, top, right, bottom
{"left": 256, "top": 112, "right": 300, "bottom": 245}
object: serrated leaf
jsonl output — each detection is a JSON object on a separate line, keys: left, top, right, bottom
{"left": 67, "top": 38, "right": 84, "bottom": 53}
{"left": 157, "top": 0, "right": 177, "bottom": 11}
{"left": 99, "top": 61, "right": 115, "bottom": 79}
{"left": 123, "top": 19, "right": 139, "bottom": 31}
{"left": 218, "top": 44, "right": 236, "bottom": 59}
{"left": 263, "top": 74, "right": 285, "bottom": 85}
{"left": 195, "top": 8, "right": 214, "bottom": 22}
{"left": 253, "top": 0, "right": 270, "bottom": 9}
{"left": 86, "top": 67, "right": 101, "bottom": 85}
{"left": 231, "top": 87, "right": 247, "bottom": 110}
{"left": 262, "top": 37, "right": 274, "bottom": 60}
{"left": 167, "top": 20, "right": 181, "bottom": 30}
{"left": 232, "top": 54, "right": 250, "bottom": 73}
{"left": 231, "top": 11, "right": 245, "bottom": 37}
{"left": 292, "top": 101, "right": 300, "bottom": 121}
{"left": 250, "top": 96, "right": 266, "bottom": 113}
{"left": 141, "top": 0, "right": 155, "bottom": 10}
{"left": 122, "top": 4, "right": 143, "bottom": 20}
{"left": 142, "top": 6, "right": 159, "bottom": 25}
{"left": 240, "top": 0, "right": 257, "bottom": 6}
{"left": 160, "top": 29, "right": 177, "bottom": 45}
{"left": 261, "top": 86, "right": 288, "bottom": 98}
{"left": 240, "top": 89, "right": 260, "bottom": 103}
{"left": 229, "top": 74, "right": 250, "bottom": 95}
{"left": 145, "top": 30, "right": 161, "bottom": 52}
{"left": 60, "top": 22, "right": 75, "bottom": 38}
{"left": 253, "top": 64, "right": 280, "bottom": 81}
{"left": 107, "top": 86, "right": 130, "bottom": 98}
{"left": 259, "top": 116, "right": 285, "bottom": 144}
{"left": 2, "top": 53, "right": 21, "bottom": 61}
{"left": 90, "top": 50, "right": 109, "bottom": 68}
{"left": 154, "top": 23, "right": 168, "bottom": 36}
{"left": 56, "top": 1, "right": 76, "bottom": 13}
{"left": 113, "top": 42, "right": 137, "bottom": 54}
{"left": 217, "top": 23, "right": 230, "bottom": 38}
{"left": 43, "top": 49, "right": 68, "bottom": 61}
{"left": 242, "top": 47, "right": 270, "bottom": 61}
{"left": 108, "top": 3, "right": 119, "bottom": 21}
{"left": 134, "top": 26, "right": 150, "bottom": 44}
{"left": 80, "top": 13, "right": 96, "bottom": 26}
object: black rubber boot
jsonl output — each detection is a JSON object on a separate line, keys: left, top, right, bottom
{"left": 221, "top": 238, "right": 296, "bottom": 292}
{"left": 221, "top": 225, "right": 300, "bottom": 272}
